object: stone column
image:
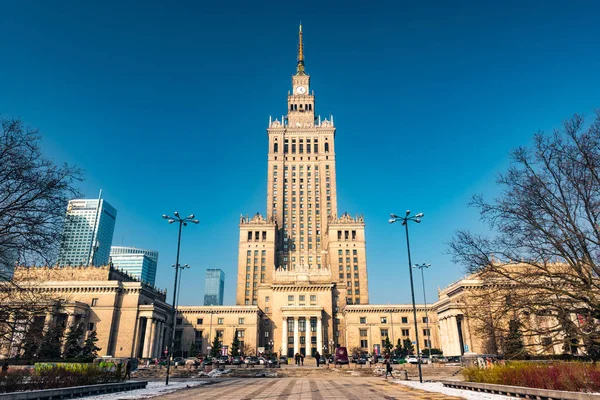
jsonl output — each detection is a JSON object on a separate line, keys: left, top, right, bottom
{"left": 305, "top": 318, "right": 311, "bottom": 356}
{"left": 281, "top": 317, "right": 288, "bottom": 357}
{"left": 152, "top": 320, "right": 160, "bottom": 358}
{"left": 157, "top": 321, "right": 164, "bottom": 358}
{"left": 316, "top": 317, "right": 323, "bottom": 354}
{"left": 143, "top": 317, "right": 153, "bottom": 358}
{"left": 133, "top": 318, "right": 143, "bottom": 358}
{"left": 293, "top": 317, "right": 299, "bottom": 356}
{"left": 449, "top": 316, "right": 460, "bottom": 356}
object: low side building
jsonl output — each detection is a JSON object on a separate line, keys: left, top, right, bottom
{"left": 1, "top": 265, "right": 172, "bottom": 360}
{"left": 343, "top": 305, "right": 439, "bottom": 355}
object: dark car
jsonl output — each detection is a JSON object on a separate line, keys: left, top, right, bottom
{"left": 246, "top": 356, "right": 259, "bottom": 365}
{"left": 334, "top": 347, "right": 349, "bottom": 365}
{"left": 267, "top": 356, "right": 278, "bottom": 367}
{"left": 356, "top": 356, "right": 367, "bottom": 365}
{"left": 350, "top": 354, "right": 358, "bottom": 363}
{"left": 217, "top": 356, "right": 230, "bottom": 365}
{"left": 446, "top": 356, "right": 461, "bottom": 363}
{"left": 232, "top": 356, "right": 243, "bottom": 365}
{"left": 202, "top": 357, "right": 213, "bottom": 366}
{"left": 279, "top": 356, "right": 288, "bottom": 365}
{"left": 319, "top": 356, "right": 327, "bottom": 365}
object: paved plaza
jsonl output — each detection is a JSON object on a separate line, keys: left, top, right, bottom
{"left": 153, "top": 378, "right": 463, "bottom": 400}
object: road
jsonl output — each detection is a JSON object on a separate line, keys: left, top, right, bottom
{"left": 152, "top": 378, "right": 463, "bottom": 400}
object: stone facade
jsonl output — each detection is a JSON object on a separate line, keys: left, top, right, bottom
{"left": 1, "top": 265, "right": 172, "bottom": 360}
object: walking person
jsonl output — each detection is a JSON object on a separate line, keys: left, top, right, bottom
{"left": 384, "top": 359, "right": 392, "bottom": 379}
{"left": 295, "top": 353, "right": 300, "bottom": 366}
{"left": 315, "top": 351, "right": 321, "bottom": 367}
{"left": 125, "top": 361, "right": 132, "bottom": 380}
{"left": 300, "top": 353, "right": 304, "bottom": 366}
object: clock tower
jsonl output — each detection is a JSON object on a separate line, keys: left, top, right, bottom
{"left": 288, "top": 24, "right": 315, "bottom": 127}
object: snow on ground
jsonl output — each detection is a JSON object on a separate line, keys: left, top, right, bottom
{"left": 82, "top": 380, "right": 210, "bottom": 400}
{"left": 394, "top": 380, "right": 515, "bottom": 400}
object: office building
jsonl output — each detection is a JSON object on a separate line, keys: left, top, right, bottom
{"left": 204, "top": 269, "right": 225, "bottom": 306}
{"left": 57, "top": 198, "right": 117, "bottom": 266}
{"left": 110, "top": 246, "right": 159, "bottom": 286}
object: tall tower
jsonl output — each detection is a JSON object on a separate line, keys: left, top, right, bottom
{"left": 58, "top": 198, "right": 117, "bottom": 267}
{"left": 237, "top": 25, "right": 369, "bottom": 356}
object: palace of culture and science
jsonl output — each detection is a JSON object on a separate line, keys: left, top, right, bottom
{"left": 3, "top": 26, "right": 512, "bottom": 362}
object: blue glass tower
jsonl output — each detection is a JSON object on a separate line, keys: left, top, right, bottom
{"left": 204, "top": 269, "right": 225, "bottom": 306}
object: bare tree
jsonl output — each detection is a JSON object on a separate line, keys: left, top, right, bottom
{"left": 450, "top": 111, "right": 600, "bottom": 358}
{"left": 0, "top": 116, "right": 81, "bottom": 355}
{"left": 0, "top": 117, "right": 82, "bottom": 272}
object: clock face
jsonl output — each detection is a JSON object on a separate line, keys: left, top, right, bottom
{"left": 296, "top": 86, "right": 307, "bottom": 94}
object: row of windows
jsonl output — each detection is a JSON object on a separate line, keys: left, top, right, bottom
{"left": 192, "top": 317, "right": 246, "bottom": 325}
{"left": 274, "top": 140, "right": 330, "bottom": 155}
{"left": 247, "top": 231, "right": 268, "bottom": 241}
{"left": 358, "top": 316, "right": 429, "bottom": 324}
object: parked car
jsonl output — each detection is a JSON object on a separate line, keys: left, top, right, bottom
{"left": 257, "top": 357, "right": 266, "bottom": 365}
{"left": 350, "top": 354, "right": 358, "bottom": 363}
{"left": 356, "top": 356, "right": 367, "bottom": 365}
{"left": 377, "top": 356, "right": 387, "bottom": 364}
{"left": 217, "top": 356, "right": 230, "bottom": 365}
{"left": 391, "top": 356, "right": 406, "bottom": 364}
{"left": 232, "top": 356, "right": 243, "bottom": 365}
{"left": 446, "top": 356, "right": 461, "bottom": 363}
{"left": 328, "top": 355, "right": 334, "bottom": 364}
{"left": 279, "top": 356, "right": 288, "bottom": 365}
{"left": 334, "top": 347, "right": 349, "bottom": 365}
{"left": 319, "top": 356, "right": 327, "bottom": 365}
{"left": 171, "top": 357, "right": 186, "bottom": 366}
{"left": 406, "top": 355, "right": 420, "bottom": 364}
{"left": 246, "top": 356, "right": 259, "bottom": 365}
{"left": 201, "top": 357, "right": 213, "bottom": 366}
{"left": 432, "top": 355, "right": 448, "bottom": 363}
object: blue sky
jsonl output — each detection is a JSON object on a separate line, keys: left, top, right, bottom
{"left": 1, "top": 1, "right": 599, "bottom": 306}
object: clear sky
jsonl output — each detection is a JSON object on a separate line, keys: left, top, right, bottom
{"left": 1, "top": 0, "right": 599, "bottom": 306}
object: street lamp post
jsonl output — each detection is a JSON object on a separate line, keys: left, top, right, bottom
{"left": 389, "top": 210, "right": 424, "bottom": 383}
{"left": 268, "top": 339, "right": 274, "bottom": 355}
{"left": 414, "top": 263, "right": 432, "bottom": 363}
{"left": 328, "top": 339, "right": 335, "bottom": 355}
{"left": 162, "top": 212, "right": 199, "bottom": 386}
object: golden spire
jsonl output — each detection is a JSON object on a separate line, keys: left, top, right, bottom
{"left": 297, "top": 23, "right": 305, "bottom": 74}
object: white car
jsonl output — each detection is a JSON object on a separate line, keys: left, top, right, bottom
{"left": 258, "top": 357, "right": 266, "bottom": 365}
{"left": 406, "top": 355, "right": 419, "bottom": 364}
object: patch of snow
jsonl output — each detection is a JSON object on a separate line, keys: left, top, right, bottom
{"left": 395, "top": 380, "right": 514, "bottom": 400}
{"left": 207, "top": 368, "right": 231, "bottom": 377}
{"left": 82, "top": 380, "right": 209, "bottom": 400}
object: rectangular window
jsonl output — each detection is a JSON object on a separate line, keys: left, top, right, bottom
{"left": 360, "top": 317, "right": 366, "bottom": 324}
{"left": 197, "top": 318, "right": 203, "bottom": 325}
{"left": 217, "top": 318, "right": 224, "bottom": 325}
{"left": 423, "top": 329, "right": 431, "bottom": 336}
{"left": 91, "top": 298, "right": 98, "bottom": 306}
{"left": 381, "top": 329, "right": 389, "bottom": 337}
{"left": 380, "top": 317, "right": 387, "bottom": 324}
{"left": 299, "top": 295, "right": 305, "bottom": 302}
{"left": 402, "top": 329, "right": 410, "bottom": 336}
{"left": 310, "top": 295, "right": 316, "bottom": 302}
{"left": 402, "top": 317, "right": 408, "bottom": 324}
{"left": 176, "top": 318, "right": 183, "bottom": 325}
{"left": 288, "top": 295, "right": 294, "bottom": 302}
{"left": 239, "top": 318, "right": 245, "bottom": 325}
{"left": 87, "top": 322, "right": 95, "bottom": 331}
{"left": 422, "top": 317, "right": 428, "bottom": 323}
{"left": 359, "top": 329, "right": 367, "bottom": 337}
{"left": 360, "top": 339, "right": 368, "bottom": 348}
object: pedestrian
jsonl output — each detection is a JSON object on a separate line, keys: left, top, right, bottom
{"left": 294, "top": 352, "right": 299, "bottom": 366}
{"left": 385, "top": 359, "right": 392, "bottom": 379}
{"left": 315, "top": 351, "right": 321, "bottom": 367}
{"left": 1, "top": 360, "right": 8, "bottom": 374}
{"left": 300, "top": 353, "right": 304, "bottom": 366}
{"left": 125, "top": 361, "right": 132, "bottom": 380}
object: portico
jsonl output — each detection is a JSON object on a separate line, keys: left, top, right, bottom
{"left": 281, "top": 307, "right": 323, "bottom": 357}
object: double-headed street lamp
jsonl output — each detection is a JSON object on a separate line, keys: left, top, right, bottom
{"left": 162, "top": 212, "right": 198, "bottom": 386}
{"left": 389, "top": 210, "right": 424, "bottom": 383}
{"left": 414, "top": 263, "right": 432, "bottom": 362}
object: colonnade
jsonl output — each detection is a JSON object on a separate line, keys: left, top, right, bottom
{"left": 281, "top": 316, "right": 322, "bottom": 356}
{"left": 135, "top": 317, "right": 166, "bottom": 359}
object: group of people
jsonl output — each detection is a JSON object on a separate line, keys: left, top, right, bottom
{"left": 293, "top": 352, "right": 304, "bottom": 365}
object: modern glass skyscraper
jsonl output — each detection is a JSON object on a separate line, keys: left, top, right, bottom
{"left": 57, "top": 198, "right": 117, "bottom": 267}
{"left": 204, "top": 269, "right": 225, "bottom": 306}
{"left": 109, "top": 246, "right": 159, "bottom": 285}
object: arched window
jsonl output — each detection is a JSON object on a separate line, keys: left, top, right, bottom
{"left": 325, "top": 142, "right": 329, "bottom": 153}
{"left": 274, "top": 142, "right": 279, "bottom": 153}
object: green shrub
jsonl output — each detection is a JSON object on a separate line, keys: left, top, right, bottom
{"left": 463, "top": 362, "right": 600, "bottom": 392}
{"left": 0, "top": 364, "right": 123, "bottom": 393}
